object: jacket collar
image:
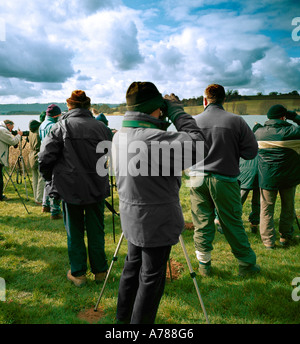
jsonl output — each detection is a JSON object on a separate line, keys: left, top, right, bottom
{"left": 61, "top": 108, "right": 93, "bottom": 120}
{"left": 203, "top": 103, "right": 225, "bottom": 112}
{"left": 265, "top": 119, "right": 292, "bottom": 127}
{"left": 122, "top": 111, "right": 171, "bottom": 130}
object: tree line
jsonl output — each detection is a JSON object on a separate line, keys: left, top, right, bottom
{"left": 92, "top": 90, "right": 300, "bottom": 114}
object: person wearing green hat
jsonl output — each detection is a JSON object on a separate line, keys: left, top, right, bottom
{"left": 254, "top": 104, "right": 300, "bottom": 249}
{"left": 113, "top": 81, "right": 208, "bottom": 324}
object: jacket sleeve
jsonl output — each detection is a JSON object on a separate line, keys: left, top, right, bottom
{"left": 239, "top": 119, "right": 258, "bottom": 160}
{"left": 0, "top": 130, "right": 21, "bottom": 146}
{"left": 38, "top": 124, "right": 63, "bottom": 181}
{"left": 166, "top": 99, "right": 209, "bottom": 157}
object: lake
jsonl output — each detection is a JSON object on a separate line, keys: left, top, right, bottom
{"left": 0, "top": 113, "right": 270, "bottom": 132}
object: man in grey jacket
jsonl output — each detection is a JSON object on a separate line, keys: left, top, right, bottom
{"left": 0, "top": 120, "right": 23, "bottom": 201}
{"left": 190, "top": 84, "right": 260, "bottom": 277}
{"left": 113, "top": 81, "right": 208, "bottom": 324}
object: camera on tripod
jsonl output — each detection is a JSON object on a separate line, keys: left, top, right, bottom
{"left": 11, "top": 130, "right": 29, "bottom": 136}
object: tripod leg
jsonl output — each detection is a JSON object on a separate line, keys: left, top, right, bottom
{"left": 1, "top": 165, "right": 30, "bottom": 214}
{"left": 3, "top": 158, "right": 18, "bottom": 192}
{"left": 168, "top": 259, "right": 173, "bottom": 282}
{"left": 19, "top": 157, "right": 29, "bottom": 200}
{"left": 94, "top": 232, "right": 124, "bottom": 312}
{"left": 179, "top": 235, "right": 209, "bottom": 324}
{"left": 295, "top": 213, "right": 300, "bottom": 232}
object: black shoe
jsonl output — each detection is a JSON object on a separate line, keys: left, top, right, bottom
{"left": 0, "top": 195, "right": 8, "bottom": 201}
{"left": 250, "top": 224, "right": 259, "bottom": 234}
{"left": 239, "top": 264, "right": 261, "bottom": 277}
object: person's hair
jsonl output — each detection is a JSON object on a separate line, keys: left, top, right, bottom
{"left": 204, "top": 84, "right": 226, "bottom": 104}
{"left": 4, "top": 120, "right": 14, "bottom": 126}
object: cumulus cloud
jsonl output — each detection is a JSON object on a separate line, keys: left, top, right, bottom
{"left": 0, "top": 26, "right": 75, "bottom": 83}
{"left": 105, "top": 20, "right": 144, "bottom": 71}
{"left": 0, "top": 0, "right": 298, "bottom": 103}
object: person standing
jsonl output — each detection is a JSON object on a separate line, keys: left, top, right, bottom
{"left": 254, "top": 105, "right": 300, "bottom": 249}
{"left": 113, "top": 81, "right": 207, "bottom": 324}
{"left": 39, "top": 104, "right": 62, "bottom": 219}
{"left": 189, "top": 84, "right": 260, "bottom": 277}
{"left": 238, "top": 155, "right": 260, "bottom": 233}
{"left": 0, "top": 120, "right": 23, "bottom": 201}
{"left": 28, "top": 120, "right": 45, "bottom": 205}
{"left": 39, "top": 90, "right": 112, "bottom": 287}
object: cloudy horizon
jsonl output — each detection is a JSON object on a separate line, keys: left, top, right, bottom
{"left": 0, "top": 0, "right": 299, "bottom": 104}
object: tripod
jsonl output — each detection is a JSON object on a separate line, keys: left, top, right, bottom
{"left": 0, "top": 156, "right": 30, "bottom": 214}
{"left": 4, "top": 136, "right": 32, "bottom": 200}
{"left": 94, "top": 232, "right": 210, "bottom": 324}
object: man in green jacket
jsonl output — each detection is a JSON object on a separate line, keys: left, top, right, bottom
{"left": 254, "top": 105, "right": 300, "bottom": 249}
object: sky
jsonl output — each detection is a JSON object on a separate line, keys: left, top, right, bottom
{"left": 0, "top": 0, "right": 299, "bottom": 104}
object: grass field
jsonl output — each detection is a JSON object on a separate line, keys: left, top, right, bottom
{"left": 0, "top": 153, "right": 299, "bottom": 324}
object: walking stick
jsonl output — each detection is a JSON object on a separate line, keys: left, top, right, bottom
{"left": 179, "top": 235, "right": 210, "bottom": 324}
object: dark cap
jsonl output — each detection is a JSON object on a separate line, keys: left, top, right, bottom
{"left": 267, "top": 104, "right": 287, "bottom": 119}
{"left": 126, "top": 81, "right": 164, "bottom": 114}
{"left": 46, "top": 104, "right": 61, "bottom": 118}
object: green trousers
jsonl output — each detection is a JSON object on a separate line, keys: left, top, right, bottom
{"left": 62, "top": 201, "right": 108, "bottom": 277}
{"left": 190, "top": 175, "right": 256, "bottom": 266}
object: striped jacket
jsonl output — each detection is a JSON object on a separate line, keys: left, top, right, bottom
{"left": 254, "top": 118, "right": 300, "bottom": 190}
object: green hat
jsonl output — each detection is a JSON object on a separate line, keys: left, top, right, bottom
{"left": 126, "top": 81, "right": 164, "bottom": 114}
{"left": 29, "top": 120, "right": 41, "bottom": 133}
{"left": 267, "top": 104, "right": 287, "bottom": 119}
{"left": 40, "top": 111, "right": 46, "bottom": 122}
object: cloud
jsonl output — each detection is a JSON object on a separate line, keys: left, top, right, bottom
{"left": 105, "top": 20, "right": 144, "bottom": 70}
{"left": 0, "top": 0, "right": 299, "bottom": 104}
{"left": 0, "top": 26, "right": 75, "bottom": 83}
{"left": 0, "top": 77, "right": 42, "bottom": 98}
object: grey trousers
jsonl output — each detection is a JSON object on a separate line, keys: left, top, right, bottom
{"left": 259, "top": 187, "right": 296, "bottom": 247}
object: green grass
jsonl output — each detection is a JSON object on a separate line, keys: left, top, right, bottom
{"left": 0, "top": 175, "right": 299, "bottom": 324}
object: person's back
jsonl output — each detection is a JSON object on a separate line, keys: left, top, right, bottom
{"left": 194, "top": 103, "right": 257, "bottom": 177}
{"left": 46, "top": 108, "right": 112, "bottom": 204}
{"left": 254, "top": 104, "right": 300, "bottom": 248}
{"left": 189, "top": 84, "right": 260, "bottom": 278}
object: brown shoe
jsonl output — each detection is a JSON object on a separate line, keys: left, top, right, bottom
{"left": 42, "top": 206, "right": 50, "bottom": 213}
{"left": 67, "top": 270, "right": 87, "bottom": 287}
{"left": 95, "top": 272, "right": 107, "bottom": 284}
{"left": 51, "top": 213, "right": 63, "bottom": 220}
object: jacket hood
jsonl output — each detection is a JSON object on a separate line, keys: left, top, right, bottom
{"left": 60, "top": 108, "right": 93, "bottom": 121}
{"left": 0, "top": 121, "right": 7, "bottom": 129}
